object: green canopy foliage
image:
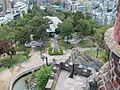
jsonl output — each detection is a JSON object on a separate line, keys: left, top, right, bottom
{"left": 35, "top": 65, "right": 52, "bottom": 90}
{"left": 5, "top": 5, "right": 49, "bottom": 43}
{"left": 59, "top": 18, "right": 74, "bottom": 42}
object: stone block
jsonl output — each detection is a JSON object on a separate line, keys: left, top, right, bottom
{"left": 45, "top": 79, "right": 54, "bottom": 90}
{"left": 112, "top": 78, "right": 119, "bottom": 89}
{"left": 106, "top": 72, "right": 111, "bottom": 80}
{"left": 97, "top": 80, "right": 104, "bottom": 88}
{"left": 97, "top": 75, "right": 103, "bottom": 82}
{"left": 114, "top": 67, "right": 120, "bottom": 77}
{"left": 105, "top": 81, "right": 113, "bottom": 90}
{"left": 111, "top": 52, "right": 119, "bottom": 62}
{"left": 116, "top": 77, "right": 120, "bottom": 85}
{"left": 99, "top": 86, "right": 105, "bottom": 90}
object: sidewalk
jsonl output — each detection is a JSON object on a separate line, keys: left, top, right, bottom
{"left": 0, "top": 47, "right": 71, "bottom": 90}
{"left": 0, "top": 50, "right": 44, "bottom": 90}
{"left": 0, "top": 39, "right": 97, "bottom": 90}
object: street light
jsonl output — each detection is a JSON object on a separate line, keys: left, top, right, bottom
{"left": 41, "top": 54, "right": 49, "bottom": 66}
{"left": 69, "top": 63, "right": 75, "bottom": 78}
{"left": 96, "top": 47, "right": 99, "bottom": 58}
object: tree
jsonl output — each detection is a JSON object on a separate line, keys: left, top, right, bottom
{"left": 45, "top": 8, "right": 57, "bottom": 16}
{"left": 75, "top": 19, "right": 91, "bottom": 38}
{"left": 30, "top": 16, "right": 49, "bottom": 40}
{"left": 31, "top": 4, "right": 45, "bottom": 16}
{"left": 59, "top": 18, "right": 74, "bottom": 42}
{"left": 94, "top": 25, "right": 111, "bottom": 48}
{"left": 85, "top": 12, "right": 92, "bottom": 20}
{"left": 73, "top": 11, "right": 85, "bottom": 27}
{"left": 36, "top": 65, "right": 52, "bottom": 90}
{"left": 88, "top": 19, "right": 98, "bottom": 35}
{"left": 0, "top": 25, "right": 15, "bottom": 40}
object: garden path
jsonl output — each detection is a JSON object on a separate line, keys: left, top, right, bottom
{"left": 0, "top": 47, "right": 70, "bottom": 90}
{"left": 0, "top": 49, "right": 44, "bottom": 90}
{"left": 0, "top": 38, "right": 97, "bottom": 90}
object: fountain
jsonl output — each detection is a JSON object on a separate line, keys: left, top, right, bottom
{"left": 13, "top": 73, "right": 32, "bottom": 90}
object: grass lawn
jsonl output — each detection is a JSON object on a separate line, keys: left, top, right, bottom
{"left": 79, "top": 39, "right": 96, "bottom": 48}
{"left": 85, "top": 49, "right": 108, "bottom": 63}
{"left": 34, "top": 39, "right": 51, "bottom": 53}
{"left": 0, "top": 54, "right": 28, "bottom": 67}
{"left": 0, "top": 67, "right": 6, "bottom": 73}
{"left": 16, "top": 44, "right": 26, "bottom": 51}
{"left": 48, "top": 47, "right": 63, "bottom": 55}
{"left": 59, "top": 38, "right": 74, "bottom": 49}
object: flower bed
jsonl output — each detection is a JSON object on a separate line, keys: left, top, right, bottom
{"left": 48, "top": 47, "right": 63, "bottom": 55}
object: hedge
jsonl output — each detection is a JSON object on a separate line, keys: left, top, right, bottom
{"left": 48, "top": 47, "right": 63, "bottom": 55}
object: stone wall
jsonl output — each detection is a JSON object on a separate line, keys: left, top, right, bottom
{"left": 97, "top": 26, "right": 120, "bottom": 90}
{"left": 97, "top": 4, "right": 120, "bottom": 89}
{"left": 114, "top": 3, "right": 120, "bottom": 44}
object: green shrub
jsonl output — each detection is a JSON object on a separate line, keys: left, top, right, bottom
{"left": 16, "top": 44, "right": 26, "bottom": 51}
{"left": 0, "top": 54, "right": 28, "bottom": 67}
{"left": 85, "top": 49, "right": 108, "bottom": 63}
{"left": 79, "top": 39, "right": 96, "bottom": 48}
{"left": 59, "top": 39, "right": 74, "bottom": 49}
{"left": 0, "top": 67, "right": 6, "bottom": 73}
{"left": 48, "top": 47, "right": 63, "bottom": 55}
{"left": 24, "top": 48, "right": 31, "bottom": 58}
{"left": 35, "top": 65, "right": 52, "bottom": 90}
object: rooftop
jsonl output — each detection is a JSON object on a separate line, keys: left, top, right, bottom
{"left": 44, "top": 16, "right": 62, "bottom": 32}
{"left": 55, "top": 70, "right": 88, "bottom": 90}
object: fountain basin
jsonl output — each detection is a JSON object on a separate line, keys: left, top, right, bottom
{"left": 9, "top": 65, "right": 40, "bottom": 90}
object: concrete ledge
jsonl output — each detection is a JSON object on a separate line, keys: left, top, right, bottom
{"left": 9, "top": 64, "right": 41, "bottom": 90}
{"left": 45, "top": 79, "right": 54, "bottom": 90}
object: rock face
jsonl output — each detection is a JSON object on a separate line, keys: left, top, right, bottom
{"left": 97, "top": 2, "right": 120, "bottom": 90}
{"left": 65, "top": 48, "right": 103, "bottom": 90}
{"left": 66, "top": 48, "right": 103, "bottom": 72}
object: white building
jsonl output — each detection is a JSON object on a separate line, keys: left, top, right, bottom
{"left": 0, "top": 13, "right": 20, "bottom": 24}
{"left": 14, "top": 2, "right": 28, "bottom": 15}
{"left": 64, "top": 0, "right": 79, "bottom": 12}
{"left": 0, "top": 1, "right": 28, "bottom": 24}
{"left": 90, "top": 0, "right": 117, "bottom": 25}
{"left": 44, "top": 16, "right": 62, "bottom": 33}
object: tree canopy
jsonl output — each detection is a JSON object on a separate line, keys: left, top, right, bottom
{"left": 59, "top": 18, "right": 74, "bottom": 42}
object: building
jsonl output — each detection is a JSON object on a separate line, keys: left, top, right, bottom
{"left": 44, "top": 16, "right": 62, "bottom": 33}
{"left": 64, "top": 0, "right": 78, "bottom": 12}
{"left": 0, "top": 0, "right": 11, "bottom": 16}
{"left": 0, "top": 1, "right": 28, "bottom": 24}
{"left": 13, "top": 2, "right": 28, "bottom": 15}
{"left": 36, "top": 0, "right": 64, "bottom": 6}
{"left": 90, "top": 0, "right": 117, "bottom": 25}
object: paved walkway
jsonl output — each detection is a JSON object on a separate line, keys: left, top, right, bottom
{"left": 0, "top": 38, "right": 97, "bottom": 90}
{"left": 55, "top": 70, "right": 88, "bottom": 90}
{"left": 0, "top": 49, "right": 45, "bottom": 90}
{"left": 0, "top": 47, "right": 71, "bottom": 90}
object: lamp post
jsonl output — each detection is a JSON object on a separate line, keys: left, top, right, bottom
{"left": 96, "top": 47, "right": 99, "bottom": 58}
{"left": 69, "top": 63, "right": 75, "bottom": 78}
{"left": 41, "top": 54, "right": 49, "bottom": 66}
{"left": 45, "top": 56, "right": 49, "bottom": 66}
